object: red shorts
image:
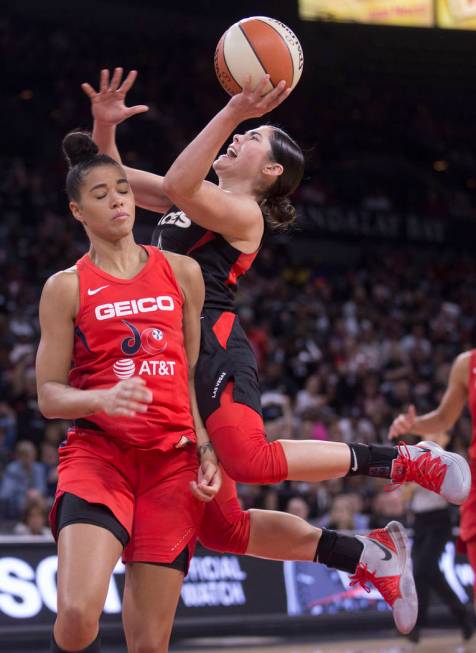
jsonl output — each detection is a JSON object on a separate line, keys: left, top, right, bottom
{"left": 50, "top": 429, "right": 204, "bottom": 565}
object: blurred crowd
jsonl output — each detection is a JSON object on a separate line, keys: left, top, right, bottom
{"left": 1, "top": 10, "right": 476, "bottom": 536}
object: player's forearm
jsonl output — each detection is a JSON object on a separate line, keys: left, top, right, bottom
{"left": 92, "top": 122, "right": 169, "bottom": 211}
{"left": 188, "top": 372, "right": 206, "bottom": 439}
{"left": 38, "top": 382, "right": 103, "bottom": 419}
{"left": 92, "top": 121, "right": 123, "bottom": 164}
{"left": 163, "top": 105, "right": 240, "bottom": 198}
{"left": 188, "top": 372, "right": 214, "bottom": 454}
{"left": 412, "top": 410, "right": 454, "bottom": 435}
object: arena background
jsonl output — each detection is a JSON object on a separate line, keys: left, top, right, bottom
{"left": 1, "top": 0, "right": 476, "bottom": 651}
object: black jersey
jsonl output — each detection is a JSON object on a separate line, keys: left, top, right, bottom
{"left": 151, "top": 207, "right": 259, "bottom": 312}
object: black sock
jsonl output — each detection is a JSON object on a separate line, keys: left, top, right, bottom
{"left": 51, "top": 633, "right": 100, "bottom": 653}
{"left": 315, "top": 528, "right": 364, "bottom": 574}
{"left": 347, "top": 443, "right": 397, "bottom": 479}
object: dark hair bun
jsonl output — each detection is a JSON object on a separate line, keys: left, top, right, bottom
{"left": 261, "top": 196, "right": 297, "bottom": 230}
{"left": 62, "top": 131, "right": 99, "bottom": 169}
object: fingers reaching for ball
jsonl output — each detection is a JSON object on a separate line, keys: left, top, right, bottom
{"left": 227, "top": 75, "right": 291, "bottom": 120}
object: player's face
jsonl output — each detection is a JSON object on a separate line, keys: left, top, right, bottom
{"left": 214, "top": 126, "right": 282, "bottom": 184}
{"left": 69, "top": 165, "right": 135, "bottom": 241}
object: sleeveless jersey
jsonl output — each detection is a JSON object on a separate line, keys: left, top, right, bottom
{"left": 468, "top": 350, "right": 476, "bottom": 461}
{"left": 151, "top": 207, "right": 259, "bottom": 311}
{"left": 69, "top": 245, "right": 195, "bottom": 450}
{"left": 460, "top": 350, "right": 476, "bottom": 542}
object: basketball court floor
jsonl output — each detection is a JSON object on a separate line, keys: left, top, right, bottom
{"left": 175, "top": 632, "right": 474, "bottom": 653}
{"left": 8, "top": 631, "right": 475, "bottom": 653}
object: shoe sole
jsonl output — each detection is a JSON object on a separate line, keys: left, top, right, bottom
{"left": 386, "top": 520, "right": 418, "bottom": 635}
{"left": 419, "top": 441, "right": 471, "bottom": 505}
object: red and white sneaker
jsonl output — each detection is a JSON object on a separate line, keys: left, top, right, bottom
{"left": 390, "top": 441, "right": 470, "bottom": 505}
{"left": 350, "top": 521, "right": 417, "bottom": 635}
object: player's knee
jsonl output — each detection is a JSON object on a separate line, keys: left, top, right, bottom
{"left": 56, "top": 600, "right": 99, "bottom": 647}
{"left": 129, "top": 633, "right": 169, "bottom": 653}
{"left": 199, "top": 512, "right": 250, "bottom": 554}
{"left": 220, "top": 442, "right": 284, "bottom": 485}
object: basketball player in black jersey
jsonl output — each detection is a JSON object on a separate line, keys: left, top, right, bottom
{"left": 81, "top": 67, "right": 469, "bottom": 631}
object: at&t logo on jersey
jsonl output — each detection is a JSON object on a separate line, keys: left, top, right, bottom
{"left": 158, "top": 211, "right": 191, "bottom": 228}
{"left": 112, "top": 358, "right": 176, "bottom": 378}
{"left": 113, "top": 359, "right": 136, "bottom": 379}
{"left": 95, "top": 296, "right": 174, "bottom": 321}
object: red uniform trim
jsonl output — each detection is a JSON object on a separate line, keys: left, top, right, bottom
{"left": 225, "top": 251, "right": 258, "bottom": 287}
{"left": 212, "top": 312, "right": 236, "bottom": 349}
{"left": 187, "top": 230, "right": 215, "bottom": 255}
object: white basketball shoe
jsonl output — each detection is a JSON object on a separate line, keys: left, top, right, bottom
{"left": 390, "top": 441, "right": 470, "bottom": 505}
{"left": 350, "top": 521, "right": 417, "bottom": 635}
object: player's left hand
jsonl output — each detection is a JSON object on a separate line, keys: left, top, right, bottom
{"left": 226, "top": 75, "right": 291, "bottom": 121}
{"left": 82, "top": 67, "right": 149, "bottom": 126}
{"left": 190, "top": 460, "right": 222, "bottom": 502}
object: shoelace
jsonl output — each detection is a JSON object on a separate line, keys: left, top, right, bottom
{"left": 349, "top": 562, "right": 374, "bottom": 594}
{"left": 349, "top": 562, "right": 401, "bottom": 606}
{"left": 386, "top": 441, "right": 446, "bottom": 494}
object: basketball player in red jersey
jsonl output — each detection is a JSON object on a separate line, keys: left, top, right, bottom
{"left": 389, "top": 350, "right": 476, "bottom": 611}
{"left": 36, "top": 131, "right": 220, "bottom": 653}
{"left": 82, "top": 67, "right": 468, "bottom": 632}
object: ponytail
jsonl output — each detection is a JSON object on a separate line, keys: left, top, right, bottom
{"left": 62, "top": 130, "right": 122, "bottom": 202}
{"left": 262, "top": 127, "right": 304, "bottom": 231}
{"left": 260, "top": 196, "right": 297, "bottom": 230}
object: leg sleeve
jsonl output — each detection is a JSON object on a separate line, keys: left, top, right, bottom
{"left": 205, "top": 383, "right": 288, "bottom": 485}
{"left": 198, "top": 468, "right": 251, "bottom": 555}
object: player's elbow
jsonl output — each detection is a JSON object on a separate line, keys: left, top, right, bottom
{"left": 162, "top": 173, "right": 197, "bottom": 202}
{"left": 38, "top": 398, "right": 54, "bottom": 419}
{"left": 162, "top": 175, "right": 180, "bottom": 200}
{"left": 37, "top": 387, "right": 57, "bottom": 419}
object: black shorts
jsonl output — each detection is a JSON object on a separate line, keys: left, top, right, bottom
{"left": 196, "top": 308, "right": 262, "bottom": 422}
{"left": 56, "top": 492, "right": 188, "bottom": 573}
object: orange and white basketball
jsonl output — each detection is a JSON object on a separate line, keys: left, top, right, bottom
{"left": 214, "top": 16, "right": 304, "bottom": 96}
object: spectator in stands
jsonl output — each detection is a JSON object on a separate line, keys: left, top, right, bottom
{"left": 40, "top": 440, "right": 59, "bottom": 500}
{"left": 285, "top": 496, "right": 311, "bottom": 522}
{"left": 369, "top": 489, "right": 406, "bottom": 530}
{"left": 0, "top": 440, "right": 46, "bottom": 519}
{"left": 13, "top": 496, "right": 50, "bottom": 536}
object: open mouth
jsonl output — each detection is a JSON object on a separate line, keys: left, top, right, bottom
{"left": 226, "top": 146, "right": 238, "bottom": 159}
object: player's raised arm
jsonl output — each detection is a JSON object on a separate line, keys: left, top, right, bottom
{"left": 161, "top": 76, "right": 290, "bottom": 242}
{"left": 36, "top": 270, "right": 152, "bottom": 419}
{"left": 83, "top": 68, "right": 172, "bottom": 213}
{"left": 388, "top": 352, "right": 470, "bottom": 440}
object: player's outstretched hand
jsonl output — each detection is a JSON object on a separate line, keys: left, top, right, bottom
{"left": 190, "top": 459, "right": 222, "bottom": 502}
{"left": 98, "top": 377, "right": 153, "bottom": 417}
{"left": 81, "top": 67, "right": 149, "bottom": 126}
{"left": 226, "top": 74, "right": 291, "bottom": 121}
{"left": 388, "top": 404, "right": 417, "bottom": 441}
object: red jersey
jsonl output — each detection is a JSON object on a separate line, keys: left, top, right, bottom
{"left": 68, "top": 245, "right": 195, "bottom": 450}
{"left": 468, "top": 350, "right": 476, "bottom": 461}
{"left": 460, "top": 350, "right": 476, "bottom": 543}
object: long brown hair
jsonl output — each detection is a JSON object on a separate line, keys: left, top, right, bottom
{"left": 260, "top": 126, "right": 305, "bottom": 230}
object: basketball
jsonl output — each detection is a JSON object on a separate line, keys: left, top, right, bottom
{"left": 214, "top": 16, "right": 304, "bottom": 96}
